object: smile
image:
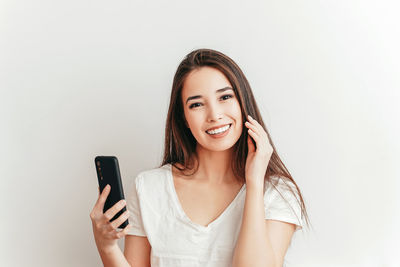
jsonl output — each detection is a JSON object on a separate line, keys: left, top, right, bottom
{"left": 206, "top": 124, "right": 231, "bottom": 135}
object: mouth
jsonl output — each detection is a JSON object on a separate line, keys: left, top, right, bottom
{"left": 205, "top": 124, "right": 232, "bottom": 135}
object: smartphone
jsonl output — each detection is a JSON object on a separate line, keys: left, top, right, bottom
{"left": 94, "top": 156, "right": 128, "bottom": 229}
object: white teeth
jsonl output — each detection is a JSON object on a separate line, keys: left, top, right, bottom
{"left": 206, "top": 124, "right": 231, "bottom": 135}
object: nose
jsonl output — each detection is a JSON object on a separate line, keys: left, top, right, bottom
{"left": 206, "top": 103, "right": 223, "bottom": 122}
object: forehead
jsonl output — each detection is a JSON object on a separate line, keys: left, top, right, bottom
{"left": 182, "top": 67, "right": 232, "bottom": 97}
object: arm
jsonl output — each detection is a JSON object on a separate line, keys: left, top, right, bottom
{"left": 90, "top": 185, "right": 133, "bottom": 267}
{"left": 94, "top": 203, "right": 151, "bottom": 267}
{"left": 124, "top": 235, "right": 152, "bottom": 267}
{"left": 98, "top": 244, "right": 131, "bottom": 267}
{"left": 232, "top": 182, "right": 296, "bottom": 267}
{"left": 96, "top": 234, "right": 151, "bottom": 267}
{"left": 233, "top": 115, "right": 296, "bottom": 266}
{"left": 232, "top": 183, "right": 276, "bottom": 267}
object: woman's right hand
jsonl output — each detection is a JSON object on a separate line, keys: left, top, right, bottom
{"left": 90, "top": 184, "right": 132, "bottom": 252}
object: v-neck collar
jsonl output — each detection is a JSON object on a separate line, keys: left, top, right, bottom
{"left": 165, "top": 163, "right": 246, "bottom": 232}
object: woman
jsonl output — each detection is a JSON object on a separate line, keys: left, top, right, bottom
{"left": 90, "top": 48, "right": 310, "bottom": 267}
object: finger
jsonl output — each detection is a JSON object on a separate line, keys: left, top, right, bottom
{"left": 247, "top": 116, "right": 272, "bottom": 147}
{"left": 95, "top": 184, "right": 111, "bottom": 211}
{"left": 109, "top": 209, "right": 130, "bottom": 230}
{"left": 115, "top": 224, "right": 133, "bottom": 239}
{"left": 248, "top": 128, "right": 270, "bottom": 153}
{"left": 247, "top": 115, "right": 268, "bottom": 138}
{"left": 103, "top": 199, "right": 126, "bottom": 223}
{"left": 248, "top": 129, "right": 260, "bottom": 150}
{"left": 247, "top": 134, "right": 256, "bottom": 153}
{"left": 247, "top": 128, "right": 260, "bottom": 144}
{"left": 244, "top": 121, "right": 260, "bottom": 137}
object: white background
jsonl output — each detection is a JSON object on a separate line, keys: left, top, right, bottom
{"left": 1, "top": 0, "right": 399, "bottom": 266}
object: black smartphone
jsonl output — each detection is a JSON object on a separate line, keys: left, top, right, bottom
{"left": 94, "top": 156, "right": 128, "bottom": 229}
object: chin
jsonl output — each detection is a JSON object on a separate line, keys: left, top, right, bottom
{"left": 208, "top": 145, "right": 234, "bottom": 152}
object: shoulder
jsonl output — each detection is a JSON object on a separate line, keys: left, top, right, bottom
{"left": 135, "top": 164, "right": 170, "bottom": 183}
{"left": 263, "top": 175, "right": 302, "bottom": 218}
{"left": 263, "top": 175, "right": 303, "bottom": 231}
{"left": 131, "top": 164, "right": 171, "bottom": 195}
{"left": 128, "top": 165, "right": 172, "bottom": 211}
{"left": 264, "top": 175, "right": 300, "bottom": 199}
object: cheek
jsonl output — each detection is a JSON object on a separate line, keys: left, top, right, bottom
{"left": 234, "top": 108, "right": 243, "bottom": 133}
{"left": 231, "top": 102, "right": 243, "bottom": 125}
{"left": 236, "top": 117, "right": 243, "bottom": 133}
{"left": 184, "top": 109, "right": 194, "bottom": 129}
{"left": 185, "top": 110, "right": 203, "bottom": 131}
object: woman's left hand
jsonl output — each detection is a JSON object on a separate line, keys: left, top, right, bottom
{"left": 244, "top": 115, "right": 273, "bottom": 187}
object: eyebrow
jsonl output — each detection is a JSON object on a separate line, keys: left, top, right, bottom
{"left": 185, "top": 86, "right": 233, "bottom": 104}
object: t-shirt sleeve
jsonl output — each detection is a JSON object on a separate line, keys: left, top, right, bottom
{"left": 263, "top": 177, "right": 303, "bottom": 232}
{"left": 126, "top": 173, "right": 147, "bottom": 236}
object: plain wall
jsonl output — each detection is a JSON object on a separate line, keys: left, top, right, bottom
{"left": 1, "top": 0, "right": 399, "bottom": 266}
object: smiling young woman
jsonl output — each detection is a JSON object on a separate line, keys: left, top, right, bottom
{"left": 182, "top": 66, "right": 243, "bottom": 154}
{"left": 91, "top": 48, "right": 311, "bottom": 267}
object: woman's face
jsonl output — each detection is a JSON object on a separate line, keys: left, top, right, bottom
{"left": 181, "top": 66, "right": 243, "bottom": 152}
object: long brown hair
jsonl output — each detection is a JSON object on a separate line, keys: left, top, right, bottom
{"left": 161, "top": 48, "right": 311, "bottom": 231}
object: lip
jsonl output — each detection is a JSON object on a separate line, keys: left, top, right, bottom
{"left": 205, "top": 124, "right": 231, "bottom": 138}
{"left": 205, "top": 123, "right": 231, "bottom": 132}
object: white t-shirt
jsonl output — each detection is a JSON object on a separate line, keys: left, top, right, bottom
{"left": 126, "top": 163, "right": 303, "bottom": 267}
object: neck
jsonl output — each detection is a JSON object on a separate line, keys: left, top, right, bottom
{"left": 193, "top": 144, "right": 237, "bottom": 185}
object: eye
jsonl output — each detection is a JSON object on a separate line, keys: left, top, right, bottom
{"left": 189, "top": 102, "right": 202, "bottom": 109}
{"left": 220, "top": 94, "right": 234, "bottom": 101}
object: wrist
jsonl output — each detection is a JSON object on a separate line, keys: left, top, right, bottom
{"left": 97, "top": 243, "right": 120, "bottom": 255}
{"left": 245, "top": 176, "right": 264, "bottom": 187}
{"left": 245, "top": 179, "right": 264, "bottom": 192}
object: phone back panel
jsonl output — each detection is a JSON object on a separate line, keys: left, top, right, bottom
{"left": 94, "top": 156, "right": 128, "bottom": 229}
